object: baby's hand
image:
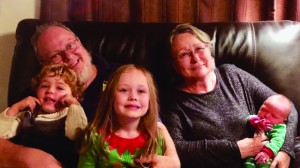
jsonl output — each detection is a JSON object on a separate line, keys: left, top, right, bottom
{"left": 56, "top": 94, "right": 80, "bottom": 109}
{"left": 6, "top": 96, "right": 40, "bottom": 116}
{"left": 256, "top": 119, "right": 273, "bottom": 133}
{"left": 255, "top": 151, "right": 271, "bottom": 164}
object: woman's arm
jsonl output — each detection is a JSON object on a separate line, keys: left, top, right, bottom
{"left": 236, "top": 66, "right": 297, "bottom": 167}
{"left": 279, "top": 104, "right": 297, "bottom": 156}
{"left": 160, "top": 97, "right": 266, "bottom": 167}
{"left": 160, "top": 103, "right": 242, "bottom": 166}
{"left": 235, "top": 65, "right": 298, "bottom": 158}
{"left": 242, "top": 68, "right": 297, "bottom": 160}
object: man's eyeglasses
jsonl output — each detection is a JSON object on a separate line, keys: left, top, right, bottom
{"left": 41, "top": 37, "right": 80, "bottom": 64}
{"left": 175, "top": 43, "right": 208, "bottom": 62}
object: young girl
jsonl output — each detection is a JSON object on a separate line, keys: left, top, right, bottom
{"left": 0, "top": 64, "right": 88, "bottom": 168}
{"left": 78, "top": 64, "right": 180, "bottom": 168}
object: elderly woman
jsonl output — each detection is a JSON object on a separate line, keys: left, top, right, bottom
{"left": 160, "top": 23, "right": 297, "bottom": 168}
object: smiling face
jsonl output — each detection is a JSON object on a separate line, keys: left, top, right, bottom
{"left": 171, "top": 33, "right": 215, "bottom": 82}
{"left": 113, "top": 68, "right": 149, "bottom": 122}
{"left": 36, "top": 73, "right": 72, "bottom": 113}
{"left": 37, "top": 26, "right": 93, "bottom": 83}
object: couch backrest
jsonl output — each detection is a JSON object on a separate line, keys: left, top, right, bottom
{"left": 8, "top": 19, "right": 300, "bottom": 133}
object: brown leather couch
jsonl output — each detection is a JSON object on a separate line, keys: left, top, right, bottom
{"left": 8, "top": 19, "right": 300, "bottom": 167}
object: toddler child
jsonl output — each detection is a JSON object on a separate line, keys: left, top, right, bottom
{"left": 0, "top": 64, "right": 88, "bottom": 168}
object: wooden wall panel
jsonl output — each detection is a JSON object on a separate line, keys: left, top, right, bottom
{"left": 39, "top": 0, "right": 300, "bottom": 22}
{"left": 101, "top": 0, "right": 130, "bottom": 22}
{"left": 198, "top": 0, "right": 232, "bottom": 22}
{"left": 69, "top": 0, "right": 95, "bottom": 21}
{"left": 131, "top": 0, "right": 164, "bottom": 22}
{"left": 144, "top": 0, "right": 164, "bottom": 22}
{"left": 165, "top": 0, "right": 180, "bottom": 22}
{"left": 286, "top": 0, "right": 300, "bottom": 21}
{"left": 274, "top": 0, "right": 286, "bottom": 20}
{"left": 296, "top": 0, "right": 300, "bottom": 21}
{"left": 234, "top": 0, "right": 263, "bottom": 21}
{"left": 178, "top": 0, "right": 197, "bottom": 23}
{"left": 92, "top": 0, "right": 101, "bottom": 21}
{"left": 40, "top": 0, "right": 69, "bottom": 22}
{"left": 257, "top": 0, "right": 279, "bottom": 21}
{"left": 165, "top": 0, "right": 197, "bottom": 23}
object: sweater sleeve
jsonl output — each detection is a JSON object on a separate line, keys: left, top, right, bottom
{"left": 0, "top": 108, "right": 22, "bottom": 139}
{"left": 65, "top": 104, "right": 88, "bottom": 141}
{"left": 160, "top": 103, "right": 241, "bottom": 167}
{"left": 245, "top": 73, "right": 297, "bottom": 158}
{"left": 280, "top": 104, "right": 297, "bottom": 158}
{"left": 231, "top": 64, "right": 297, "bottom": 158}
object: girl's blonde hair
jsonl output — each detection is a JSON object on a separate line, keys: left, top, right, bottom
{"left": 80, "top": 64, "right": 164, "bottom": 157}
{"left": 31, "top": 64, "right": 84, "bottom": 100}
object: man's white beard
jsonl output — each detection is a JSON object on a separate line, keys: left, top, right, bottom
{"left": 77, "top": 61, "right": 93, "bottom": 84}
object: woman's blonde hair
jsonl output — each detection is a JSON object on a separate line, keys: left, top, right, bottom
{"left": 80, "top": 64, "right": 164, "bottom": 157}
{"left": 31, "top": 64, "right": 84, "bottom": 100}
{"left": 168, "top": 23, "right": 214, "bottom": 86}
{"left": 170, "top": 23, "right": 211, "bottom": 45}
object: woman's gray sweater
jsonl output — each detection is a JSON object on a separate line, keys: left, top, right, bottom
{"left": 160, "top": 64, "right": 297, "bottom": 168}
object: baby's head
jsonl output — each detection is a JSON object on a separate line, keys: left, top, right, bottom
{"left": 257, "top": 94, "right": 291, "bottom": 125}
{"left": 32, "top": 64, "right": 83, "bottom": 112}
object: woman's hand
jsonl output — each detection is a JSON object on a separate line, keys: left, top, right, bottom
{"left": 237, "top": 135, "right": 269, "bottom": 158}
{"left": 270, "top": 151, "right": 290, "bottom": 168}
